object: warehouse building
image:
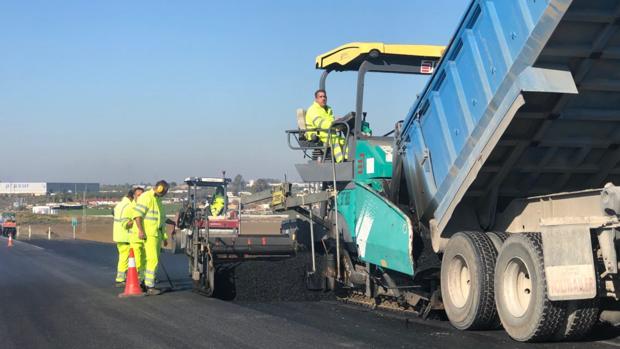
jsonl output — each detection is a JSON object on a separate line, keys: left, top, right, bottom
{"left": 0, "top": 182, "right": 100, "bottom": 195}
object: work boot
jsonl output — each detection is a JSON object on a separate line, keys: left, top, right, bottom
{"left": 115, "top": 281, "right": 126, "bottom": 288}
{"left": 146, "top": 287, "right": 162, "bottom": 296}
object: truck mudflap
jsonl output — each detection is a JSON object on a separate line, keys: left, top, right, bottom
{"left": 540, "top": 224, "right": 597, "bottom": 301}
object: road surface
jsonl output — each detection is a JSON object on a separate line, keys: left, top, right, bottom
{"left": 1, "top": 237, "right": 620, "bottom": 348}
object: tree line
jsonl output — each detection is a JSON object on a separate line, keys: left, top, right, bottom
{"left": 230, "top": 175, "right": 281, "bottom": 195}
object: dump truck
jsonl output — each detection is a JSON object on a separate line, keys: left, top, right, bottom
{"left": 177, "top": 176, "right": 296, "bottom": 297}
{"left": 242, "top": 0, "right": 620, "bottom": 342}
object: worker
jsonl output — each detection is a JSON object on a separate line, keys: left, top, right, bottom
{"left": 210, "top": 186, "right": 226, "bottom": 216}
{"left": 113, "top": 186, "right": 144, "bottom": 287}
{"left": 131, "top": 180, "right": 175, "bottom": 295}
{"left": 128, "top": 186, "right": 147, "bottom": 285}
{"left": 305, "top": 89, "right": 347, "bottom": 163}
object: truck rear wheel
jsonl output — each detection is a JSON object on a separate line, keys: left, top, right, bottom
{"left": 495, "top": 233, "right": 566, "bottom": 342}
{"left": 554, "top": 299, "right": 599, "bottom": 341}
{"left": 441, "top": 232, "right": 500, "bottom": 330}
{"left": 486, "top": 232, "right": 509, "bottom": 252}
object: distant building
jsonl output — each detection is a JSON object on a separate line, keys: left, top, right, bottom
{"left": 47, "top": 182, "right": 100, "bottom": 194}
{"left": 32, "top": 206, "right": 56, "bottom": 215}
{"left": 0, "top": 182, "right": 100, "bottom": 196}
{"left": 0, "top": 182, "right": 47, "bottom": 195}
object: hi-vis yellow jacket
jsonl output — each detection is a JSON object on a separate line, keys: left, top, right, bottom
{"left": 130, "top": 189, "right": 168, "bottom": 239}
{"left": 113, "top": 196, "right": 133, "bottom": 243}
{"left": 210, "top": 193, "right": 225, "bottom": 216}
{"left": 305, "top": 102, "right": 334, "bottom": 139}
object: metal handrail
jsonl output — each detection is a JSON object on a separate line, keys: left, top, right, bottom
{"left": 286, "top": 122, "right": 350, "bottom": 163}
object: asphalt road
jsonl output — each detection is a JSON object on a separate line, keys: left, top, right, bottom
{"left": 2, "top": 237, "right": 620, "bottom": 349}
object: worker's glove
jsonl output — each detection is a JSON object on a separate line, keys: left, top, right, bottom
{"left": 163, "top": 239, "right": 168, "bottom": 247}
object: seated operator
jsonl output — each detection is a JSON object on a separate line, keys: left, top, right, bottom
{"left": 209, "top": 186, "right": 226, "bottom": 217}
{"left": 305, "top": 89, "right": 348, "bottom": 163}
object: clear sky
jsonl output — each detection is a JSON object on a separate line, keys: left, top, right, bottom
{"left": 1, "top": 0, "right": 469, "bottom": 184}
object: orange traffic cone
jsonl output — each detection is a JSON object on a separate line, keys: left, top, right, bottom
{"left": 7, "top": 235, "right": 13, "bottom": 248}
{"left": 118, "top": 248, "right": 144, "bottom": 298}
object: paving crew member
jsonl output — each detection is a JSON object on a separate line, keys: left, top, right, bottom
{"left": 113, "top": 186, "right": 144, "bottom": 287}
{"left": 305, "top": 89, "right": 347, "bottom": 163}
{"left": 210, "top": 186, "right": 226, "bottom": 216}
{"left": 128, "top": 186, "right": 148, "bottom": 284}
{"left": 131, "top": 180, "right": 175, "bottom": 295}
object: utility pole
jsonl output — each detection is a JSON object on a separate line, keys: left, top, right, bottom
{"left": 82, "top": 189, "right": 86, "bottom": 234}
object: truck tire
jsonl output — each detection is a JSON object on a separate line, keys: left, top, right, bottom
{"left": 486, "top": 232, "right": 509, "bottom": 252}
{"left": 441, "top": 231, "right": 500, "bottom": 330}
{"left": 554, "top": 299, "right": 599, "bottom": 341}
{"left": 495, "top": 233, "right": 566, "bottom": 342}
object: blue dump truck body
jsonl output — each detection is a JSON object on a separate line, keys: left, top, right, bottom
{"left": 397, "top": 0, "right": 620, "bottom": 251}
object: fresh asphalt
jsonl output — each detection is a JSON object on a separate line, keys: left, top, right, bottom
{"left": 1, "top": 237, "right": 620, "bottom": 349}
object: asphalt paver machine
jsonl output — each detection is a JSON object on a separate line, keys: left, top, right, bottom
{"left": 245, "top": 42, "right": 444, "bottom": 295}
{"left": 177, "top": 176, "right": 297, "bottom": 297}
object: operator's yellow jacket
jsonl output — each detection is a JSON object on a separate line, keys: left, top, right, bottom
{"left": 305, "top": 101, "right": 346, "bottom": 163}
{"left": 305, "top": 101, "right": 334, "bottom": 139}
{"left": 210, "top": 193, "right": 225, "bottom": 216}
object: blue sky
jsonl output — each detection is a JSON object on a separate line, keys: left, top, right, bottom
{"left": 0, "top": 0, "right": 469, "bottom": 184}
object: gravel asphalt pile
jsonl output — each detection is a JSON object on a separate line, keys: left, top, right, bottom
{"left": 230, "top": 252, "right": 334, "bottom": 302}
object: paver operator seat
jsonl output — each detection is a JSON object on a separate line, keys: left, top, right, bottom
{"left": 295, "top": 108, "right": 315, "bottom": 143}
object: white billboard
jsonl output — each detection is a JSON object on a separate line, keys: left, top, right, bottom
{"left": 0, "top": 182, "right": 47, "bottom": 195}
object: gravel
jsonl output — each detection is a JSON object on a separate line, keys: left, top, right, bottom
{"left": 228, "top": 252, "right": 334, "bottom": 302}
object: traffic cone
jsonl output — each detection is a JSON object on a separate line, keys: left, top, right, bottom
{"left": 118, "top": 248, "right": 144, "bottom": 298}
{"left": 7, "top": 235, "right": 13, "bottom": 248}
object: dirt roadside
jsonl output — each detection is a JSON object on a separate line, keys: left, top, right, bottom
{"left": 15, "top": 216, "right": 284, "bottom": 243}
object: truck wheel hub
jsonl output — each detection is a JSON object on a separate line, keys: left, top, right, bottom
{"left": 503, "top": 257, "right": 532, "bottom": 318}
{"left": 447, "top": 255, "right": 471, "bottom": 308}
